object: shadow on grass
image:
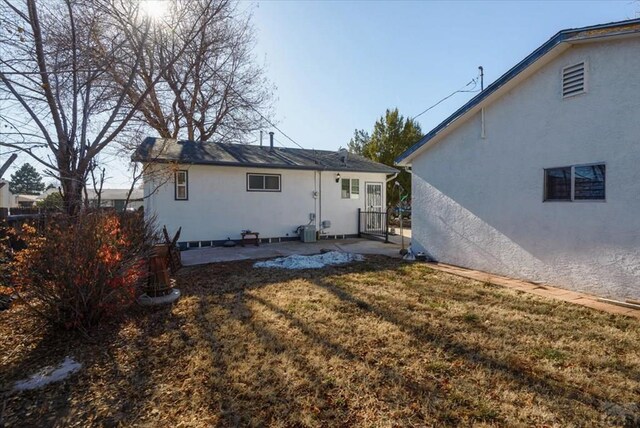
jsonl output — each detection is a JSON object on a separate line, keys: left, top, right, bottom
{"left": 2, "top": 256, "right": 639, "bottom": 426}
{"left": 309, "top": 275, "right": 619, "bottom": 410}
{"left": 0, "top": 301, "right": 184, "bottom": 426}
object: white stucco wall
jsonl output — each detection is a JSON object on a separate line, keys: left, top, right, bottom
{"left": 144, "top": 164, "right": 388, "bottom": 244}
{"left": 410, "top": 38, "right": 640, "bottom": 300}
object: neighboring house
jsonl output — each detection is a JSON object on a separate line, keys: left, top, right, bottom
{"left": 14, "top": 194, "right": 38, "bottom": 208}
{"left": 396, "top": 19, "right": 640, "bottom": 300}
{"left": 0, "top": 180, "right": 16, "bottom": 209}
{"left": 86, "top": 188, "right": 144, "bottom": 212}
{"left": 134, "top": 136, "right": 398, "bottom": 248}
{"left": 1, "top": 185, "right": 142, "bottom": 212}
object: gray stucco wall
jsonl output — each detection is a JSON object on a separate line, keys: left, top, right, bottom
{"left": 410, "top": 38, "right": 640, "bottom": 300}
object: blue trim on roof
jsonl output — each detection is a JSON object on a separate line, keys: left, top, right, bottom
{"left": 395, "top": 18, "right": 640, "bottom": 164}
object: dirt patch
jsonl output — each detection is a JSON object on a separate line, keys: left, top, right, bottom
{"left": 1, "top": 256, "right": 639, "bottom": 426}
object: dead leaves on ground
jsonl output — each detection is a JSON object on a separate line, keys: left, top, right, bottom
{"left": 1, "top": 257, "right": 639, "bottom": 427}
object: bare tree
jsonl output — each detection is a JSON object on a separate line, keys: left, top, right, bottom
{"left": 0, "top": 153, "right": 17, "bottom": 179}
{"left": 110, "top": 0, "right": 273, "bottom": 143}
{"left": 88, "top": 159, "right": 106, "bottom": 209}
{"left": 112, "top": 125, "right": 176, "bottom": 211}
{"left": 0, "top": 0, "right": 216, "bottom": 215}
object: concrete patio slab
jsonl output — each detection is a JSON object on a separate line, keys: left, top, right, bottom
{"left": 180, "top": 238, "right": 402, "bottom": 266}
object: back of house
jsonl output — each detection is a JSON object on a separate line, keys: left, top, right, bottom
{"left": 397, "top": 19, "right": 640, "bottom": 300}
{"left": 135, "top": 137, "right": 397, "bottom": 248}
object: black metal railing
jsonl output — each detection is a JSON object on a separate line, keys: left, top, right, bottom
{"left": 358, "top": 208, "right": 389, "bottom": 242}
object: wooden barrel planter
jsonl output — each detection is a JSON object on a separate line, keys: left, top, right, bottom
{"left": 144, "top": 244, "right": 176, "bottom": 297}
{"left": 137, "top": 229, "right": 183, "bottom": 306}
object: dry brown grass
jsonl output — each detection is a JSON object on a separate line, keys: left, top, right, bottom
{"left": 1, "top": 256, "right": 639, "bottom": 427}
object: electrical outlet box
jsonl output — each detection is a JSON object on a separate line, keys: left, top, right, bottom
{"left": 309, "top": 213, "right": 316, "bottom": 221}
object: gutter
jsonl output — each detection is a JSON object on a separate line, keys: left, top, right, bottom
{"left": 134, "top": 157, "right": 398, "bottom": 175}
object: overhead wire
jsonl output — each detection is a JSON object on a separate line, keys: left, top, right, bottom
{"left": 412, "top": 73, "right": 481, "bottom": 121}
{"left": 219, "top": 78, "right": 307, "bottom": 151}
{"left": 272, "top": 136, "right": 287, "bottom": 148}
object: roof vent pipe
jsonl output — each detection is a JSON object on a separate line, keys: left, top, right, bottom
{"left": 339, "top": 148, "right": 348, "bottom": 165}
{"left": 269, "top": 131, "right": 274, "bottom": 152}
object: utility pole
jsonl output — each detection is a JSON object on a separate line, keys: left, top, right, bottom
{"left": 478, "top": 66, "right": 484, "bottom": 91}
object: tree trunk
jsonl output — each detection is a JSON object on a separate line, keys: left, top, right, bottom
{"left": 60, "top": 172, "right": 85, "bottom": 216}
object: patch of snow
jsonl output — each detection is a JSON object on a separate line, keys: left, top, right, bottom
{"left": 254, "top": 251, "right": 364, "bottom": 270}
{"left": 14, "top": 356, "right": 82, "bottom": 391}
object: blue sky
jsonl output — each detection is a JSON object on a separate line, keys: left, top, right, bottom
{"left": 251, "top": 0, "right": 636, "bottom": 151}
{"left": 4, "top": 1, "right": 637, "bottom": 187}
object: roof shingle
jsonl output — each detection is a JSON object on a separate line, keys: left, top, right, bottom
{"left": 134, "top": 137, "right": 399, "bottom": 174}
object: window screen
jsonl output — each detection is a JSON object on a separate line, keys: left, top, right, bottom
{"left": 574, "top": 164, "right": 605, "bottom": 200}
{"left": 175, "top": 170, "right": 188, "bottom": 200}
{"left": 341, "top": 178, "right": 359, "bottom": 199}
{"left": 247, "top": 174, "right": 281, "bottom": 191}
{"left": 544, "top": 167, "right": 571, "bottom": 201}
{"left": 544, "top": 164, "right": 605, "bottom": 202}
{"left": 265, "top": 175, "right": 280, "bottom": 190}
{"left": 248, "top": 175, "right": 263, "bottom": 190}
{"left": 351, "top": 179, "right": 360, "bottom": 198}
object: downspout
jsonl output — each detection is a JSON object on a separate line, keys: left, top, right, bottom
{"left": 318, "top": 170, "right": 322, "bottom": 235}
{"left": 314, "top": 170, "right": 319, "bottom": 230}
{"left": 386, "top": 172, "right": 399, "bottom": 210}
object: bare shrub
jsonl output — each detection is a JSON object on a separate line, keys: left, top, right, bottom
{"left": 11, "top": 211, "right": 156, "bottom": 332}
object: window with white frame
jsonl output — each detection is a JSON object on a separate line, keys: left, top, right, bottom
{"left": 544, "top": 163, "right": 605, "bottom": 201}
{"left": 341, "top": 178, "right": 360, "bottom": 199}
{"left": 175, "top": 170, "right": 188, "bottom": 200}
{"left": 247, "top": 173, "right": 281, "bottom": 192}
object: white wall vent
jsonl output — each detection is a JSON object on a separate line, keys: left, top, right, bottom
{"left": 562, "top": 62, "right": 586, "bottom": 98}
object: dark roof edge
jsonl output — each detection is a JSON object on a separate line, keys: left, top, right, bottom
{"left": 135, "top": 157, "right": 399, "bottom": 174}
{"left": 395, "top": 18, "right": 640, "bottom": 164}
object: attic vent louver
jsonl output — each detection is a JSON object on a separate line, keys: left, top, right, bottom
{"left": 562, "top": 62, "right": 586, "bottom": 98}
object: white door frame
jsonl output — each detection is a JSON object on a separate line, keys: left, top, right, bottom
{"left": 365, "top": 182, "right": 384, "bottom": 230}
{"left": 365, "top": 182, "right": 383, "bottom": 211}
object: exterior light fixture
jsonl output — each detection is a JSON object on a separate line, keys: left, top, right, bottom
{"left": 335, "top": 173, "right": 341, "bottom": 183}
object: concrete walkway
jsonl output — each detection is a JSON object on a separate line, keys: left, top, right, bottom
{"left": 181, "top": 238, "right": 402, "bottom": 266}
{"left": 425, "top": 262, "right": 640, "bottom": 319}
{"left": 387, "top": 227, "right": 411, "bottom": 247}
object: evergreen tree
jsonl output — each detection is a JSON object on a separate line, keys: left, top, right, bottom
{"left": 348, "top": 108, "right": 422, "bottom": 207}
{"left": 347, "top": 129, "right": 371, "bottom": 156}
{"left": 9, "top": 163, "right": 45, "bottom": 195}
{"left": 37, "top": 192, "right": 64, "bottom": 210}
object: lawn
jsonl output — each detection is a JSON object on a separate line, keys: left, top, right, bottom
{"left": 1, "top": 256, "right": 639, "bottom": 427}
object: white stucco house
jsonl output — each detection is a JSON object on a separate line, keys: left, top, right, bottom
{"left": 396, "top": 19, "right": 640, "bottom": 300}
{"left": 135, "top": 136, "right": 397, "bottom": 248}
